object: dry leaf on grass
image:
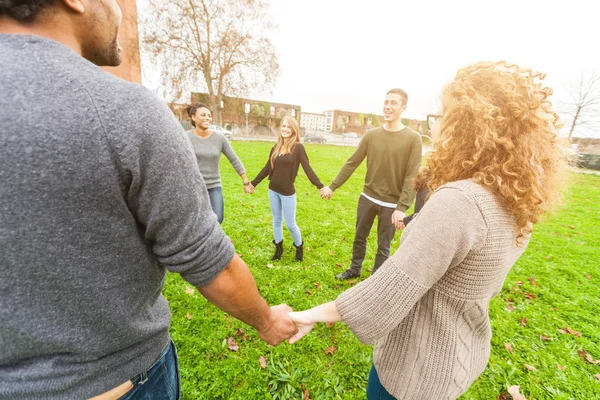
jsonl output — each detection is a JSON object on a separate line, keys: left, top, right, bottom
{"left": 566, "top": 326, "right": 581, "bottom": 337}
{"left": 301, "top": 384, "right": 310, "bottom": 400}
{"left": 524, "top": 364, "right": 537, "bottom": 371}
{"left": 313, "top": 282, "right": 322, "bottom": 290}
{"left": 185, "top": 286, "right": 195, "bottom": 296}
{"left": 186, "top": 313, "right": 192, "bottom": 320}
{"left": 227, "top": 337, "right": 239, "bottom": 352}
{"left": 528, "top": 277, "right": 539, "bottom": 287}
{"left": 504, "top": 342, "right": 514, "bottom": 354}
{"left": 556, "top": 362, "right": 565, "bottom": 371}
{"left": 266, "top": 263, "right": 274, "bottom": 269}
{"left": 507, "top": 385, "right": 526, "bottom": 400}
{"left": 520, "top": 317, "right": 528, "bottom": 326}
{"left": 258, "top": 356, "right": 267, "bottom": 369}
{"left": 325, "top": 345, "right": 336, "bottom": 355}
{"left": 335, "top": 263, "right": 344, "bottom": 268}
{"left": 540, "top": 335, "right": 551, "bottom": 341}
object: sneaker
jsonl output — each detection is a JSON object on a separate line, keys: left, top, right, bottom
{"left": 335, "top": 269, "right": 360, "bottom": 280}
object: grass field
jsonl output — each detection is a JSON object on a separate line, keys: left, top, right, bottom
{"left": 163, "top": 141, "right": 600, "bottom": 399}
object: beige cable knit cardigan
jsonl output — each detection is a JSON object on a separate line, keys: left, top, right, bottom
{"left": 336, "top": 180, "right": 528, "bottom": 399}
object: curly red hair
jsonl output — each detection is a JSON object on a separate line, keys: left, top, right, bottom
{"left": 427, "top": 61, "right": 569, "bottom": 243}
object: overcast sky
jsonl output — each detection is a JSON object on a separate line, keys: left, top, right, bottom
{"left": 138, "top": 0, "right": 599, "bottom": 137}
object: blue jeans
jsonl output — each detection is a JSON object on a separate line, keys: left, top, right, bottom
{"left": 119, "top": 340, "right": 181, "bottom": 400}
{"left": 366, "top": 365, "right": 396, "bottom": 400}
{"left": 268, "top": 189, "right": 302, "bottom": 246}
{"left": 207, "top": 187, "right": 224, "bottom": 224}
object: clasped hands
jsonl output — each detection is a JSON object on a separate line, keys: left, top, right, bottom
{"left": 244, "top": 182, "right": 255, "bottom": 194}
{"left": 256, "top": 305, "right": 318, "bottom": 346}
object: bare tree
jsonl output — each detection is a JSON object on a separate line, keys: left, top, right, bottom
{"left": 140, "top": 0, "right": 279, "bottom": 124}
{"left": 564, "top": 71, "right": 600, "bottom": 140}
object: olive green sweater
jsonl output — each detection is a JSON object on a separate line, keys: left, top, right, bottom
{"left": 329, "top": 126, "right": 422, "bottom": 211}
{"left": 336, "top": 180, "right": 528, "bottom": 399}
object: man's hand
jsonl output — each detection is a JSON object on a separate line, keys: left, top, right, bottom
{"left": 391, "top": 210, "right": 405, "bottom": 230}
{"left": 256, "top": 304, "right": 298, "bottom": 346}
{"left": 320, "top": 186, "right": 333, "bottom": 199}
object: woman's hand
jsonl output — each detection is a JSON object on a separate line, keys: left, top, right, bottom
{"left": 287, "top": 310, "right": 316, "bottom": 344}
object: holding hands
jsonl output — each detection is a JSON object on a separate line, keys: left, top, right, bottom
{"left": 257, "top": 304, "right": 298, "bottom": 346}
{"left": 320, "top": 186, "right": 333, "bottom": 199}
{"left": 244, "top": 182, "right": 255, "bottom": 194}
{"left": 391, "top": 210, "right": 405, "bottom": 230}
{"left": 287, "top": 301, "right": 341, "bottom": 344}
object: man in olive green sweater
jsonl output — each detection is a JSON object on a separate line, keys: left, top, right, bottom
{"left": 320, "top": 89, "right": 422, "bottom": 279}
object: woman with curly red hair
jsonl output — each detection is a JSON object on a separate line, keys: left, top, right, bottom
{"left": 288, "top": 62, "right": 568, "bottom": 399}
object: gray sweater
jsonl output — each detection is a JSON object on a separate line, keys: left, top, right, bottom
{"left": 337, "top": 180, "right": 528, "bottom": 399}
{"left": 186, "top": 130, "right": 245, "bottom": 189}
{"left": 0, "top": 34, "right": 234, "bottom": 399}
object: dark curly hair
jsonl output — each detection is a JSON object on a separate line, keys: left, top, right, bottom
{"left": 0, "top": 0, "right": 55, "bottom": 22}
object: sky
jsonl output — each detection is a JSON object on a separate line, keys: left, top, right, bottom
{"left": 137, "top": 0, "right": 600, "bottom": 137}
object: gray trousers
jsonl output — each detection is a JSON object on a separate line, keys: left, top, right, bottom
{"left": 349, "top": 195, "right": 397, "bottom": 275}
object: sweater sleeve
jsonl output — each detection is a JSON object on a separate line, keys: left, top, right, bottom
{"left": 251, "top": 147, "right": 274, "bottom": 187}
{"left": 119, "top": 89, "right": 235, "bottom": 287}
{"left": 329, "top": 134, "right": 368, "bottom": 191}
{"left": 221, "top": 136, "right": 245, "bottom": 176}
{"left": 297, "top": 144, "right": 324, "bottom": 189}
{"left": 396, "top": 134, "right": 422, "bottom": 211}
{"left": 335, "top": 185, "right": 487, "bottom": 344}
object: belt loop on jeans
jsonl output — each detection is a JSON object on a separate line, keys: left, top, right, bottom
{"left": 139, "top": 371, "right": 148, "bottom": 385}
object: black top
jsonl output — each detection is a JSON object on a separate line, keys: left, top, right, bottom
{"left": 251, "top": 143, "right": 323, "bottom": 195}
{"left": 403, "top": 188, "right": 430, "bottom": 226}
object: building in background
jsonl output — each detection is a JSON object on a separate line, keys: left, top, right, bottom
{"left": 102, "top": 0, "right": 141, "bottom": 83}
{"left": 189, "top": 92, "right": 301, "bottom": 136}
{"left": 300, "top": 112, "right": 327, "bottom": 132}
{"left": 322, "top": 109, "right": 384, "bottom": 134}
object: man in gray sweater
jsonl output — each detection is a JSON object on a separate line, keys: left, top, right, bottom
{"left": 0, "top": 1, "right": 296, "bottom": 399}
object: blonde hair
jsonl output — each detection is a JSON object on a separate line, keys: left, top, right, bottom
{"left": 427, "top": 61, "right": 569, "bottom": 243}
{"left": 271, "top": 116, "right": 301, "bottom": 168}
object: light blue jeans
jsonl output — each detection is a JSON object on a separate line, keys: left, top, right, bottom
{"left": 207, "top": 187, "right": 224, "bottom": 224}
{"left": 268, "top": 189, "right": 302, "bottom": 246}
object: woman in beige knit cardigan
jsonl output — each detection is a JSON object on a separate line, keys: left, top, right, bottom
{"left": 288, "top": 62, "right": 568, "bottom": 400}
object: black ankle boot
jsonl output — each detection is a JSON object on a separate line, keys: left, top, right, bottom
{"left": 272, "top": 240, "right": 283, "bottom": 261}
{"left": 294, "top": 242, "right": 303, "bottom": 261}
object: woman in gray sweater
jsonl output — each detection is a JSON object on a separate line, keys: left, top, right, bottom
{"left": 288, "top": 62, "right": 568, "bottom": 399}
{"left": 186, "top": 103, "right": 249, "bottom": 224}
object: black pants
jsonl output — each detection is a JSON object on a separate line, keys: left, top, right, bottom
{"left": 349, "top": 195, "right": 396, "bottom": 275}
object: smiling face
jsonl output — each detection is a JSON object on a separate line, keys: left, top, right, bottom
{"left": 383, "top": 93, "right": 407, "bottom": 123}
{"left": 280, "top": 119, "right": 294, "bottom": 138}
{"left": 192, "top": 107, "right": 212, "bottom": 129}
{"left": 79, "top": 0, "right": 123, "bottom": 66}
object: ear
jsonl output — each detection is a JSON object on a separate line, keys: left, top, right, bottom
{"left": 62, "top": 0, "right": 86, "bottom": 14}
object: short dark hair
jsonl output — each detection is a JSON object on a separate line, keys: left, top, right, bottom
{"left": 0, "top": 0, "right": 56, "bottom": 23}
{"left": 387, "top": 88, "right": 409, "bottom": 106}
{"left": 186, "top": 103, "right": 211, "bottom": 127}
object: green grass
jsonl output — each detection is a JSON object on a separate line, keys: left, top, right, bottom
{"left": 164, "top": 141, "right": 600, "bottom": 399}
